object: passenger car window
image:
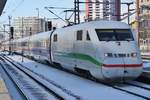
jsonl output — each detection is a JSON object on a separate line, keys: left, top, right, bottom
{"left": 77, "top": 30, "right": 83, "bottom": 40}
{"left": 53, "top": 34, "right": 57, "bottom": 42}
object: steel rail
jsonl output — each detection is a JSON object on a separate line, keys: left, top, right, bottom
{"left": 1, "top": 56, "right": 65, "bottom": 100}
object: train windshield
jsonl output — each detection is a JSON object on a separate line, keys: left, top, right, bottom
{"left": 95, "top": 29, "right": 134, "bottom": 41}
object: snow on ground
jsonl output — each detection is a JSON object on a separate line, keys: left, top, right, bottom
{"left": 7, "top": 54, "right": 145, "bottom": 100}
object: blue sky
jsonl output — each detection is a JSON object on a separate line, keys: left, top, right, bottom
{"left": 0, "top": 0, "right": 135, "bottom": 24}
{"left": 0, "top": 0, "right": 74, "bottom": 23}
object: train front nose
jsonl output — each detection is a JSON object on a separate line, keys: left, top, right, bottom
{"left": 101, "top": 57, "right": 125, "bottom": 81}
{"left": 101, "top": 53, "right": 143, "bottom": 81}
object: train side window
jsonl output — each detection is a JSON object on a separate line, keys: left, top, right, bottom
{"left": 46, "top": 39, "right": 49, "bottom": 47}
{"left": 77, "top": 30, "right": 83, "bottom": 40}
{"left": 86, "top": 31, "right": 90, "bottom": 41}
{"left": 53, "top": 34, "right": 57, "bottom": 42}
{"left": 21, "top": 42, "right": 27, "bottom": 46}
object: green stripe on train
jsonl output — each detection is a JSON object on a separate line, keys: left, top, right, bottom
{"left": 55, "top": 52, "right": 102, "bottom": 67}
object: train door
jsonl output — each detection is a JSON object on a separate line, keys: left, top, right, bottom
{"left": 73, "top": 30, "right": 85, "bottom": 69}
{"left": 49, "top": 31, "right": 55, "bottom": 63}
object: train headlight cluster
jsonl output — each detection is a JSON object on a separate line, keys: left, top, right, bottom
{"left": 104, "top": 53, "right": 137, "bottom": 58}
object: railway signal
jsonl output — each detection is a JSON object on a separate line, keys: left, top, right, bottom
{"left": 10, "top": 27, "right": 14, "bottom": 39}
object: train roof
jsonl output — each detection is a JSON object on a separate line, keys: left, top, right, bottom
{"left": 14, "top": 36, "right": 29, "bottom": 42}
{"left": 13, "top": 31, "right": 51, "bottom": 42}
{"left": 30, "top": 31, "right": 50, "bottom": 41}
{"left": 58, "top": 20, "right": 130, "bottom": 31}
{"left": 13, "top": 20, "right": 131, "bottom": 42}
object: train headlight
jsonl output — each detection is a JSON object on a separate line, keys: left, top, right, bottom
{"left": 131, "top": 52, "right": 137, "bottom": 57}
{"left": 104, "top": 53, "right": 108, "bottom": 57}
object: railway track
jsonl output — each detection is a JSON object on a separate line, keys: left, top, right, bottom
{"left": 0, "top": 57, "right": 29, "bottom": 100}
{"left": 3, "top": 54, "right": 150, "bottom": 100}
{"left": 0, "top": 56, "right": 81, "bottom": 100}
{"left": 114, "top": 81, "right": 150, "bottom": 100}
{"left": 88, "top": 77, "right": 150, "bottom": 100}
{"left": 0, "top": 56, "right": 63, "bottom": 100}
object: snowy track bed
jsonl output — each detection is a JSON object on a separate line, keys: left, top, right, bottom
{"left": 3, "top": 54, "right": 149, "bottom": 100}
{"left": 0, "top": 56, "right": 64, "bottom": 100}
{"left": 112, "top": 81, "right": 150, "bottom": 99}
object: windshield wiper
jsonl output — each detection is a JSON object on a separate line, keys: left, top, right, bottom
{"left": 125, "top": 39, "right": 132, "bottom": 42}
{"left": 106, "top": 39, "right": 111, "bottom": 42}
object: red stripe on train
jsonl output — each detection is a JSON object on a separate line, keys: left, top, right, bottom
{"left": 102, "top": 63, "right": 143, "bottom": 68}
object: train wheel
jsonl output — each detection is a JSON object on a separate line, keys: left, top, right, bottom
{"left": 53, "top": 62, "right": 63, "bottom": 69}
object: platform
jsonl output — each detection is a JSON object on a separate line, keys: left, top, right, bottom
{"left": 0, "top": 76, "right": 11, "bottom": 100}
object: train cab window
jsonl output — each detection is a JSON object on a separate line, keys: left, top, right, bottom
{"left": 95, "top": 29, "right": 134, "bottom": 41}
{"left": 115, "top": 30, "right": 134, "bottom": 41}
{"left": 53, "top": 34, "right": 57, "bottom": 42}
{"left": 77, "top": 30, "right": 83, "bottom": 40}
{"left": 86, "top": 31, "right": 91, "bottom": 41}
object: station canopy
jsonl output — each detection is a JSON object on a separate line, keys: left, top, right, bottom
{"left": 0, "top": 0, "right": 7, "bottom": 16}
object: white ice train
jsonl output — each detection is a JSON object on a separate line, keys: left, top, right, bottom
{"left": 6, "top": 20, "right": 143, "bottom": 81}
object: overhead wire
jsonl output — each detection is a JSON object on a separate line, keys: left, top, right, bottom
{"left": 9, "top": 0, "right": 25, "bottom": 16}
{"left": 0, "top": 0, "right": 25, "bottom": 26}
{"left": 1, "top": 0, "right": 24, "bottom": 16}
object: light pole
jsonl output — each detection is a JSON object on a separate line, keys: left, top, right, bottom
{"left": 136, "top": 0, "right": 140, "bottom": 46}
{"left": 36, "top": 8, "right": 39, "bottom": 33}
{"left": 3, "top": 24, "right": 6, "bottom": 51}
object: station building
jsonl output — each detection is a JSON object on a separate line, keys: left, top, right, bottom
{"left": 139, "top": 0, "right": 150, "bottom": 52}
{"left": 12, "top": 17, "right": 46, "bottom": 39}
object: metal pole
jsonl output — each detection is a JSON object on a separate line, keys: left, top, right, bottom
{"left": 74, "top": 0, "right": 80, "bottom": 24}
{"left": 36, "top": 8, "right": 39, "bottom": 33}
{"left": 22, "top": 17, "right": 24, "bottom": 38}
{"left": 136, "top": 0, "right": 140, "bottom": 46}
{"left": 74, "top": 0, "right": 76, "bottom": 24}
{"left": 3, "top": 25, "right": 5, "bottom": 40}
{"left": 3, "top": 25, "right": 6, "bottom": 51}
{"left": 8, "top": 16, "right": 11, "bottom": 55}
{"left": 116, "top": 0, "right": 121, "bottom": 21}
{"left": 127, "top": 4, "right": 130, "bottom": 24}
{"left": 21, "top": 17, "right": 24, "bottom": 61}
{"left": 77, "top": 0, "right": 80, "bottom": 24}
